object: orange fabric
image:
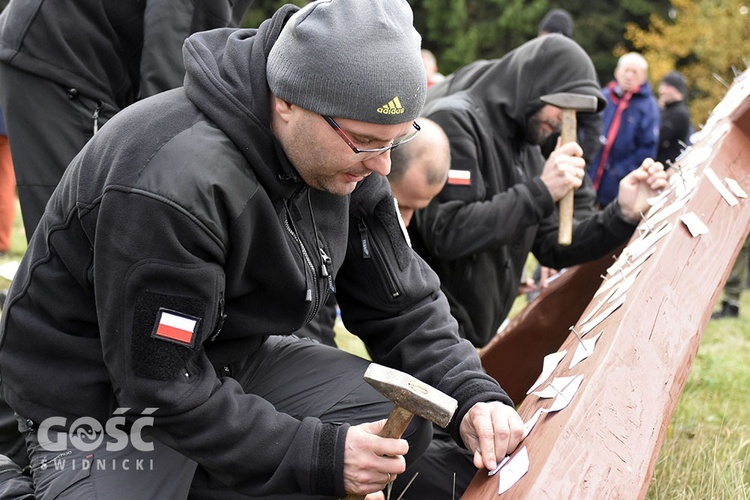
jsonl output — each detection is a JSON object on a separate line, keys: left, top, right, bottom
{"left": 0, "top": 135, "right": 16, "bottom": 253}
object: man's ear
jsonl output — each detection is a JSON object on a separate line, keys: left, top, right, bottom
{"left": 271, "top": 95, "right": 294, "bottom": 124}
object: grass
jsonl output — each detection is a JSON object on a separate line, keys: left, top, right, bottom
{"left": 2, "top": 205, "right": 748, "bottom": 498}
{"left": 645, "top": 294, "right": 750, "bottom": 499}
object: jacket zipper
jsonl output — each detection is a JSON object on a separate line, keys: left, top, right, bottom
{"left": 285, "top": 212, "right": 321, "bottom": 323}
{"left": 210, "top": 293, "right": 226, "bottom": 342}
{"left": 357, "top": 217, "right": 401, "bottom": 298}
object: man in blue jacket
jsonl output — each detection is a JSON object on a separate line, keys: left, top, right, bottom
{"left": 589, "top": 52, "right": 660, "bottom": 206}
{"left": 0, "top": 1, "right": 526, "bottom": 498}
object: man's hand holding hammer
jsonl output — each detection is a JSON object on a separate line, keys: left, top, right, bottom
{"left": 539, "top": 140, "right": 588, "bottom": 204}
{"left": 342, "top": 364, "right": 524, "bottom": 498}
{"left": 343, "top": 404, "right": 524, "bottom": 497}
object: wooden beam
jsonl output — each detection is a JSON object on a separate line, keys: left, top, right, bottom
{"left": 480, "top": 248, "right": 618, "bottom": 404}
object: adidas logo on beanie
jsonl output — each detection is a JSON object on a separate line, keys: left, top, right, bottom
{"left": 266, "top": 0, "right": 427, "bottom": 125}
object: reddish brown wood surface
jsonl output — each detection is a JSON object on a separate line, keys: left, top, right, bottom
{"left": 480, "top": 249, "right": 619, "bottom": 404}
{"left": 467, "top": 82, "right": 750, "bottom": 499}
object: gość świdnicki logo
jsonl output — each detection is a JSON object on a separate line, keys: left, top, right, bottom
{"left": 38, "top": 408, "right": 156, "bottom": 452}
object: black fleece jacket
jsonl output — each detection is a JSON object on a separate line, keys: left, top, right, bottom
{"left": 411, "top": 35, "right": 637, "bottom": 348}
{"left": 0, "top": 6, "right": 510, "bottom": 497}
{"left": 0, "top": 0, "right": 253, "bottom": 108}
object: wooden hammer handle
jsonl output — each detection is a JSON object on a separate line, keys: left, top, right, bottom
{"left": 378, "top": 406, "right": 414, "bottom": 439}
{"left": 558, "top": 108, "right": 577, "bottom": 246}
{"left": 343, "top": 406, "right": 414, "bottom": 500}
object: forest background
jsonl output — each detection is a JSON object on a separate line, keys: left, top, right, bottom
{"left": 244, "top": 0, "right": 750, "bottom": 132}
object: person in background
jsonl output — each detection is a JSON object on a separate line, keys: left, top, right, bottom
{"left": 712, "top": 237, "right": 749, "bottom": 319}
{"left": 0, "top": 107, "right": 14, "bottom": 255}
{"left": 388, "top": 118, "right": 451, "bottom": 227}
{"left": 657, "top": 70, "right": 693, "bottom": 165}
{"left": 412, "top": 35, "right": 667, "bottom": 350}
{"left": 588, "top": 52, "right": 660, "bottom": 206}
{"left": 537, "top": 8, "right": 574, "bottom": 38}
{"left": 0, "top": 0, "right": 254, "bottom": 241}
{"left": 422, "top": 49, "right": 446, "bottom": 88}
{"left": 531, "top": 7, "right": 603, "bottom": 300}
{"left": 0, "top": 1, "right": 525, "bottom": 497}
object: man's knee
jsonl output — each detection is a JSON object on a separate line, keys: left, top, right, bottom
{"left": 402, "top": 417, "right": 434, "bottom": 466}
{"left": 0, "top": 454, "right": 34, "bottom": 499}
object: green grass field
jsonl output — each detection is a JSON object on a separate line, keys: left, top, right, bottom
{"left": 646, "top": 295, "right": 750, "bottom": 499}
{"left": 1, "top": 206, "right": 747, "bottom": 497}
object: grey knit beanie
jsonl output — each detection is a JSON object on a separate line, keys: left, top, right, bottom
{"left": 267, "top": 0, "right": 426, "bottom": 125}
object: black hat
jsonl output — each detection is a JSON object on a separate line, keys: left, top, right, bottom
{"left": 661, "top": 71, "right": 688, "bottom": 97}
{"left": 538, "top": 9, "right": 574, "bottom": 38}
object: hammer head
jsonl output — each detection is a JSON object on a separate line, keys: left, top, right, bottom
{"left": 540, "top": 92, "right": 599, "bottom": 113}
{"left": 364, "top": 363, "right": 458, "bottom": 428}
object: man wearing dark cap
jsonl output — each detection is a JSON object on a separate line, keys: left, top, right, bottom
{"left": 537, "top": 8, "right": 575, "bottom": 38}
{"left": 536, "top": 8, "right": 602, "bottom": 177}
{"left": 657, "top": 70, "right": 693, "bottom": 164}
{"left": 413, "top": 35, "right": 666, "bottom": 350}
{"left": 0, "top": 0, "right": 525, "bottom": 498}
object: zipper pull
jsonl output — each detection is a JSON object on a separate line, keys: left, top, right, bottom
{"left": 357, "top": 218, "right": 371, "bottom": 259}
{"left": 210, "top": 294, "right": 227, "bottom": 341}
{"left": 319, "top": 248, "right": 336, "bottom": 293}
{"left": 319, "top": 248, "right": 332, "bottom": 278}
{"left": 92, "top": 102, "right": 103, "bottom": 135}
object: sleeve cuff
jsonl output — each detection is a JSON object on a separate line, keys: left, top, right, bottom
{"left": 605, "top": 200, "right": 639, "bottom": 239}
{"left": 315, "top": 422, "right": 350, "bottom": 496}
{"left": 525, "top": 177, "right": 555, "bottom": 219}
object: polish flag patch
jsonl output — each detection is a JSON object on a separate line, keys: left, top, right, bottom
{"left": 447, "top": 169, "right": 471, "bottom": 186}
{"left": 152, "top": 309, "right": 200, "bottom": 347}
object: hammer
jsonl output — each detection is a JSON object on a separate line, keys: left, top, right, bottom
{"left": 540, "top": 92, "right": 599, "bottom": 246}
{"left": 344, "top": 363, "right": 458, "bottom": 500}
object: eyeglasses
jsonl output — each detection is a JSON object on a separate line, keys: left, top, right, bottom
{"left": 322, "top": 115, "right": 421, "bottom": 156}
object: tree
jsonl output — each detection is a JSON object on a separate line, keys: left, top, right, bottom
{"left": 625, "top": 0, "right": 750, "bottom": 126}
{"left": 411, "top": 0, "right": 671, "bottom": 84}
{"left": 413, "top": 0, "right": 549, "bottom": 73}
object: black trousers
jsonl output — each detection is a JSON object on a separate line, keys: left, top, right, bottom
{"left": 0, "top": 62, "right": 117, "bottom": 240}
{"left": 8, "top": 336, "right": 432, "bottom": 499}
{"left": 391, "top": 425, "right": 476, "bottom": 499}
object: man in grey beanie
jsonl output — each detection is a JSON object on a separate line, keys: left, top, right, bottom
{"left": 0, "top": 0, "right": 524, "bottom": 498}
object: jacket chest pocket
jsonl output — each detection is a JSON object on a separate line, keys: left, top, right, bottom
{"left": 356, "top": 217, "right": 403, "bottom": 303}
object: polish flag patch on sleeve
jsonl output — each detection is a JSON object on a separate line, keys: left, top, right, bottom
{"left": 151, "top": 309, "right": 200, "bottom": 347}
{"left": 447, "top": 169, "right": 471, "bottom": 186}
